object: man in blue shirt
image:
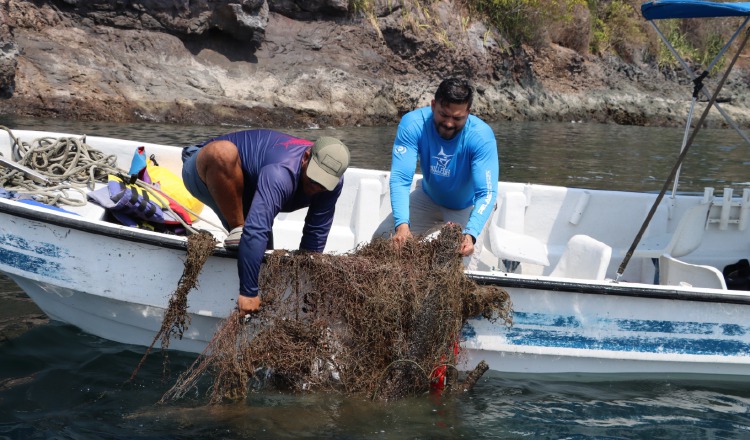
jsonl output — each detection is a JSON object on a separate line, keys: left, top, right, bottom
{"left": 182, "top": 130, "right": 350, "bottom": 314}
{"left": 389, "top": 78, "right": 499, "bottom": 270}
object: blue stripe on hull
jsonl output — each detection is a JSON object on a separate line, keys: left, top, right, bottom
{"left": 0, "top": 233, "right": 69, "bottom": 258}
{"left": 504, "top": 328, "right": 750, "bottom": 357}
{"left": 463, "top": 311, "right": 750, "bottom": 357}
{"left": 514, "top": 311, "right": 749, "bottom": 336}
{"left": 0, "top": 234, "right": 70, "bottom": 281}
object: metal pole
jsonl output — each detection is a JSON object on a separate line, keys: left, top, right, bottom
{"left": 650, "top": 18, "right": 750, "bottom": 146}
{"left": 616, "top": 27, "right": 750, "bottom": 281}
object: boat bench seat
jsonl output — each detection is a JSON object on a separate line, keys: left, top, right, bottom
{"left": 632, "top": 202, "right": 711, "bottom": 260}
{"left": 659, "top": 254, "right": 727, "bottom": 289}
{"left": 626, "top": 201, "right": 711, "bottom": 284}
{"left": 549, "top": 234, "right": 612, "bottom": 280}
{"left": 488, "top": 191, "right": 550, "bottom": 271}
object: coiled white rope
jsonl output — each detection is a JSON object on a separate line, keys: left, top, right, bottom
{"left": 0, "top": 126, "right": 123, "bottom": 206}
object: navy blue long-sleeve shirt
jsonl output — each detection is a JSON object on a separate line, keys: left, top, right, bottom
{"left": 200, "top": 129, "right": 342, "bottom": 297}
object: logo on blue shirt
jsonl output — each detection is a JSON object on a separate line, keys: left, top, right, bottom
{"left": 431, "top": 147, "right": 452, "bottom": 177}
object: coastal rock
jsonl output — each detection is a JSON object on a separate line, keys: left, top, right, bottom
{"left": 0, "top": 4, "right": 17, "bottom": 98}
{"left": 0, "top": 0, "right": 747, "bottom": 129}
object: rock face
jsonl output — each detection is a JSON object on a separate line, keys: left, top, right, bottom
{"left": 0, "top": 0, "right": 748, "bottom": 129}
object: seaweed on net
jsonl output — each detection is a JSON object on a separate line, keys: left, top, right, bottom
{"left": 161, "top": 224, "right": 512, "bottom": 403}
{"left": 130, "top": 230, "right": 217, "bottom": 381}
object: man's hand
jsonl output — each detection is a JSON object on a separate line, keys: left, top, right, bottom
{"left": 392, "top": 223, "right": 413, "bottom": 248}
{"left": 458, "top": 233, "right": 475, "bottom": 257}
{"left": 238, "top": 294, "right": 261, "bottom": 314}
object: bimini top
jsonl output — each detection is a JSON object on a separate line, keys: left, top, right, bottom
{"left": 642, "top": 0, "right": 750, "bottom": 20}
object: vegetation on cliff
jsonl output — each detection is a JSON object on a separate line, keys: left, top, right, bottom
{"left": 355, "top": 0, "right": 745, "bottom": 72}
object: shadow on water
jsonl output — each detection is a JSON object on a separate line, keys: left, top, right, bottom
{"left": 0, "top": 274, "right": 47, "bottom": 343}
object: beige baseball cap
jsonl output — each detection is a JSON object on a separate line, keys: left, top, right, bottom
{"left": 306, "top": 136, "right": 350, "bottom": 191}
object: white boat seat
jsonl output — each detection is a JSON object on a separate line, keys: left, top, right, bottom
{"left": 659, "top": 254, "right": 727, "bottom": 289}
{"left": 489, "top": 191, "right": 550, "bottom": 267}
{"left": 550, "top": 234, "right": 612, "bottom": 280}
{"left": 633, "top": 202, "right": 711, "bottom": 259}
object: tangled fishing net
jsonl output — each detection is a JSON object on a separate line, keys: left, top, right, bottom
{"left": 130, "top": 231, "right": 217, "bottom": 380}
{"left": 161, "top": 224, "right": 512, "bottom": 403}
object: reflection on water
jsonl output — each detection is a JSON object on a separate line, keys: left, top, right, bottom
{"left": 2, "top": 115, "right": 748, "bottom": 195}
{"left": 500, "top": 121, "right": 750, "bottom": 194}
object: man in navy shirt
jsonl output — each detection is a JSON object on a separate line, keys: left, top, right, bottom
{"left": 182, "top": 130, "right": 350, "bottom": 314}
{"left": 389, "top": 78, "right": 499, "bottom": 270}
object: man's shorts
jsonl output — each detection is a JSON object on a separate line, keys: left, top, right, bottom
{"left": 181, "top": 145, "right": 229, "bottom": 229}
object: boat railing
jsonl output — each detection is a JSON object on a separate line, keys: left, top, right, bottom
{"left": 706, "top": 187, "right": 750, "bottom": 232}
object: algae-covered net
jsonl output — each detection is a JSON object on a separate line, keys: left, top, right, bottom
{"left": 162, "top": 224, "right": 512, "bottom": 403}
{"left": 130, "top": 231, "right": 217, "bottom": 380}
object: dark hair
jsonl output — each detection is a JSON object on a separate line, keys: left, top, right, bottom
{"left": 434, "top": 78, "right": 474, "bottom": 108}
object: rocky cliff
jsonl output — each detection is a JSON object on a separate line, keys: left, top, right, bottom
{"left": 0, "top": 0, "right": 748, "bottom": 129}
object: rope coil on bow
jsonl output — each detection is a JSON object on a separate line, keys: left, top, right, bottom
{"left": 0, "top": 126, "right": 123, "bottom": 206}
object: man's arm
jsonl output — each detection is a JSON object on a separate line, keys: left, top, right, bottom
{"left": 299, "top": 180, "right": 342, "bottom": 252}
{"left": 463, "top": 125, "right": 499, "bottom": 242}
{"left": 236, "top": 166, "right": 292, "bottom": 313}
{"left": 390, "top": 115, "right": 421, "bottom": 241}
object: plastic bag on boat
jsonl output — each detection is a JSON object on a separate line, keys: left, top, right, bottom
{"left": 723, "top": 259, "right": 750, "bottom": 291}
{"left": 0, "top": 188, "right": 18, "bottom": 199}
{"left": 128, "top": 146, "right": 148, "bottom": 179}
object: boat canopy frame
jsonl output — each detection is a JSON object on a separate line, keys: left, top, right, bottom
{"left": 617, "top": 1, "right": 750, "bottom": 280}
{"left": 644, "top": 1, "right": 750, "bottom": 196}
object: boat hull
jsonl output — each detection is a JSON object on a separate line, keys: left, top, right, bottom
{"left": 462, "top": 276, "right": 750, "bottom": 377}
{"left": 0, "top": 202, "right": 237, "bottom": 353}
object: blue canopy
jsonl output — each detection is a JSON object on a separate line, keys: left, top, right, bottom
{"left": 642, "top": 1, "right": 750, "bottom": 20}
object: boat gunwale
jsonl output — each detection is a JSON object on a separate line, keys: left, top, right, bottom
{"left": 0, "top": 197, "right": 235, "bottom": 258}
{"left": 468, "top": 272, "right": 750, "bottom": 305}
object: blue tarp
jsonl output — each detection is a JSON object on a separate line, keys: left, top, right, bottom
{"left": 642, "top": 1, "right": 750, "bottom": 20}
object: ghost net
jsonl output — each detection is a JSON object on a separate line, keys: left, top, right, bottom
{"left": 161, "top": 224, "right": 512, "bottom": 403}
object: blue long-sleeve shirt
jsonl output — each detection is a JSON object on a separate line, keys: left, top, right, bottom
{"left": 200, "top": 130, "right": 342, "bottom": 297}
{"left": 390, "top": 106, "right": 499, "bottom": 239}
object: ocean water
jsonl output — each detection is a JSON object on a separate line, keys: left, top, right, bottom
{"left": 1, "top": 117, "right": 750, "bottom": 439}
{"left": 2, "top": 321, "right": 750, "bottom": 439}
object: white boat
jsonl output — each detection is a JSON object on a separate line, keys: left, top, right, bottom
{"left": 2, "top": 0, "right": 750, "bottom": 380}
